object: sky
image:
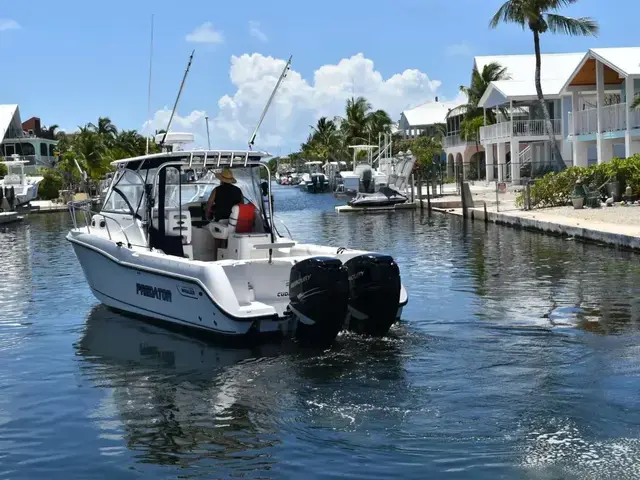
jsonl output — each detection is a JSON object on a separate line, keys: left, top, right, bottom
{"left": 0, "top": 0, "right": 638, "bottom": 154}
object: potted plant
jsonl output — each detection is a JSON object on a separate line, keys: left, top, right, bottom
{"left": 571, "top": 195, "right": 584, "bottom": 209}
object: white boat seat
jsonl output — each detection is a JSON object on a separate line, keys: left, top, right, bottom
{"left": 165, "top": 208, "right": 192, "bottom": 244}
{"left": 208, "top": 204, "right": 256, "bottom": 240}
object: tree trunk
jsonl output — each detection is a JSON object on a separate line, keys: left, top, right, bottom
{"left": 533, "top": 30, "right": 564, "bottom": 172}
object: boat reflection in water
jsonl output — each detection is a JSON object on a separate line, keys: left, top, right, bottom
{"left": 75, "top": 305, "right": 286, "bottom": 471}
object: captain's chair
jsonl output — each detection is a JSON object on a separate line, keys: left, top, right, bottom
{"left": 209, "top": 203, "right": 256, "bottom": 240}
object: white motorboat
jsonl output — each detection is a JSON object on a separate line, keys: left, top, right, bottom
{"left": 299, "top": 161, "right": 329, "bottom": 193}
{"left": 0, "top": 159, "right": 43, "bottom": 208}
{"left": 66, "top": 150, "right": 408, "bottom": 346}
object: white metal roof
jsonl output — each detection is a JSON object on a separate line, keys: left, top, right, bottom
{"left": 0, "top": 104, "right": 21, "bottom": 143}
{"left": 476, "top": 52, "right": 585, "bottom": 107}
{"left": 590, "top": 47, "right": 640, "bottom": 76}
{"left": 110, "top": 149, "right": 270, "bottom": 166}
{"left": 400, "top": 100, "right": 458, "bottom": 127}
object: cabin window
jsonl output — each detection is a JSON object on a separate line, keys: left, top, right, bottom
{"left": 40, "top": 143, "right": 48, "bottom": 157}
{"left": 49, "top": 144, "right": 56, "bottom": 156}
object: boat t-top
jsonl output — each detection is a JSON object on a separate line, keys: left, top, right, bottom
{"left": 66, "top": 149, "right": 408, "bottom": 346}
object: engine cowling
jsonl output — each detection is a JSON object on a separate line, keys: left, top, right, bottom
{"left": 289, "top": 256, "right": 349, "bottom": 346}
{"left": 344, "top": 253, "right": 401, "bottom": 336}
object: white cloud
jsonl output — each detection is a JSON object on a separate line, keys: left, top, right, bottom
{"left": 144, "top": 53, "right": 454, "bottom": 152}
{"left": 446, "top": 43, "right": 472, "bottom": 57}
{"left": 0, "top": 19, "right": 20, "bottom": 31}
{"left": 185, "top": 22, "right": 224, "bottom": 44}
{"left": 249, "top": 21, "right": 268, "bottom": 42}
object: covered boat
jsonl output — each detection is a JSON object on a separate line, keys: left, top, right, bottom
{"left": 66, "top": 150, "right": 408, "bottom": 346}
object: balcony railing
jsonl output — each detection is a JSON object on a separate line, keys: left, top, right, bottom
{"left": 479, "top": 119, "right": 561, "bottom": 143}
{"left": 570, "top": 102, "right": 639, "bottom": 135}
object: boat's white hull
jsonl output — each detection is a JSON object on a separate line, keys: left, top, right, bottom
{"left": 67, "top": 229, "right": 407, "bottom": 341}
{"left": 69, "top": 235, "right": 289, "bottom": 337}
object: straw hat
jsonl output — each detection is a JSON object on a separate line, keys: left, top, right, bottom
{"left": 215, "top": 168, "right": 236, "bottom": 184}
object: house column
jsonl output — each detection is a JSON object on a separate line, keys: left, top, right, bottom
{"left": 574, "top": 141, "right": 589, "bottom": 167}
{"left": 571, "top": 91, "right": 580, "bottom": 165}
{"left": 486, "top": 144, "right": 495, "bottom": 181}
{"left": 497, "top": 141, "right": 506, "bottom": 181}
{"left": 626, "top": 76, "right": 634, "bottom": 157}
{"left": 510, "top": 139, "right": 520, "bottom": 182}
{"left": 596, "top": 59, "right": 605, "bottom": 164}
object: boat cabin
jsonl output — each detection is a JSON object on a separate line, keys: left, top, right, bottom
{"left": 94, "top": 150, "right": 280, "bottom": 262}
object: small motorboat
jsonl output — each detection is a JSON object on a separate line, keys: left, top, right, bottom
{"left": 299, "top": 161, "right": 329, "bottom": 193}
{"left": 348, "top": 186, "right": 409, "bottom": 207}
{"left": 0, "top": 159, "right": 43, "bottom": 208}
{"left": 66, "top": 150, "right": 408, "bottom": 346}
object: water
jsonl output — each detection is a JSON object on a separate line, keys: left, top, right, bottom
{"left": 2, "top": 186, "right": 640, "bottom": 479}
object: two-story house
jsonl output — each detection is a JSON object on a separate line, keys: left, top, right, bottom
{"left": 563, "top": 47, "right": 640, "bottom": 166}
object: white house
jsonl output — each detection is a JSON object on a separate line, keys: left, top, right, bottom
{"left": 0, "top": 104, "right": 58, "bottom": 170}
{"left": 476, "top": 52, "right": 585, "bottom": 183}
{"left": 398, "top": 97, "right": 457, "bottom": 139}
{"left": 562, "top": 47, "right": 640, "bottom": 166}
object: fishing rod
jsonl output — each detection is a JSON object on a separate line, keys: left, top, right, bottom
{"left": 160, "top": 49, "right": 195, "bottom": 148}
{"left": 248, "top": 55, "right": 292, "bottom": 149}
{"left": 145, "top": 14, "right": 155, "bottom": 155}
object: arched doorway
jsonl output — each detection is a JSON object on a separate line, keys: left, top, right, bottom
{"left": 469, "top": 151, "right": 486, "bottom": 180}
{"left": 455, "top": 153, "right": 463, "bottom": 182}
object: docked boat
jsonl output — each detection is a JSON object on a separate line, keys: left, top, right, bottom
{"left": 299, "top": 161, "right": 329, "bottom": 193}
{"left": 66, "top": 150, "right": 408, "bottom": 346}
{"left": 347, "top": 151, "right": 416, "bottom": 208}
{"left": 0, "top": 159, "right": 43, "bottom": 208}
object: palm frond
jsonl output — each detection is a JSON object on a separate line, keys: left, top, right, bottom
{"left": 489, "top": 0, "right": 526, "bottom": 29}
{"left": 631, "top": 96, "right": 640, "bottom": 109}
{"left": 545, "top": 14, "right": 599, "bottom": 36}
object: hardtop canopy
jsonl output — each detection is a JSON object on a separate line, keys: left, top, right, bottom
{"left": 110, "top": 149, "right": 271, "bottom": 171}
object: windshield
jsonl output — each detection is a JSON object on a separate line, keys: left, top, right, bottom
{"left": 162, "top": 166, "right": 265, "bottom": 214}
{"left": 103, "top": 169, "right": 145, "bottom": 215}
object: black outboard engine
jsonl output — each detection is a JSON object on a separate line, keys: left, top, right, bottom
{"left": 6, "top": 187, "right": 15, "bottom": 210}
{"left": 344, "top": 253, "right": 401, "bottom": 336}
{"left": 311, "top": 174, "right": 318, "bottom": 193}
{"left": 360, "top": 168, "right": 373, "bottom": 193}
{"left": 289, "top": 256, "right": 349, "bottom": 346}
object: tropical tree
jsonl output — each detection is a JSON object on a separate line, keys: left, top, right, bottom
{"left": 459, "top": 62, "right": 511, "bottom": 122}
{"left": 632, "top": 97, "right": 640, "bottom": 109}
{"left": 460, "top": 116, "right": 486, "bottom": 151}
{"left": 489, "top": 0, "right": 598, "bottom": 170}
{"left": 40, "top": 124, "right": 59, "bottom": 140}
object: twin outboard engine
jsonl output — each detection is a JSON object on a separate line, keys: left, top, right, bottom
{"left": 5, "top": 187, "right": 15, "bottom": 210}
{"left": 288, "top": 253, "right": 402, "bottom": 345}
{"left": 360, "top": 168, "right": 374, "bottom": 193}
{"left": 289, "top": 256, "right": 349, "bottom": 346}
{"left": 344, "top": 253, "right": 401, "bottom": 336}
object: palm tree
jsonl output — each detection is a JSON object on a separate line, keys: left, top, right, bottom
{"left": 367, "top": 109, "right": 392, "bottom": 141}
{"left": 40, "top": 124, "right": 59, "bottom": 140}
{"left": 341, "top": 96, "right": 372, "bottom": 144}
{"left": 460, "top": 62, "right": 511, "bottom": 122}
{"left": 489, "top": 0, "right": 598, "bottom": 171}
{"left": 632, "top": 97, "right": 640, "bottom": 109}
{"left": 88, "top": 117, "right": 118, "bottom": 147}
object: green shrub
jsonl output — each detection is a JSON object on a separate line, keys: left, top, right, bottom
{"left": 38, "top": 170, "right": 63, "bottom": 200}
{"left": 517, "top": 154, "right": 640, "bottom": 209}
{"left": 0, "top": 162, "right": 6, "bottom": 177}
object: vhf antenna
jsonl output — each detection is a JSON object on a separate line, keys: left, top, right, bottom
{"left": 248, "top": 55, "right": 292, "bottom": 150}
{"left": 160, "top": 50, "right": 195, "bottom": 148}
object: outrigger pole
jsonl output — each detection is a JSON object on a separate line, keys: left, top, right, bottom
{"left": 145, "top": 14, "right": 155, "bottom": 155}
{"left": 248, "top": 55, "right": 292, "bottom": 150}
{"left": 160, "top": 50, "right": 195, "bottom": 148}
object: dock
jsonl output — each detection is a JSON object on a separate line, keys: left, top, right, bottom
{"left": 29, "top": 201, "right": 69, "bottom": 213}
{"left": 0, "top": 212, "right": 24, "bottom": 224}
{"left": 335, "top": 202, "right": 418, "bottom": 213}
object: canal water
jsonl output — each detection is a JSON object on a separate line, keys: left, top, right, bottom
{"left": 2, "top": 185, "right": 640, "bottom": 479}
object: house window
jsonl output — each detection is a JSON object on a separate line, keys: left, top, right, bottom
{"left": 49, "top": 144, "right": 56, "bottom": 156}
{"left": 19, "top": 143, "right": 35, "bottom": 156}
{"left": 40, "top": 143, "right": 48, "bottom": 157}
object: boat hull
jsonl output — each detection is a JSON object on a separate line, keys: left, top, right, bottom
{"left": 68, "top": 235, "right": 287, "bottom": 337}
{"left": 67, "top": 231, "right": 407, "bottom": 341}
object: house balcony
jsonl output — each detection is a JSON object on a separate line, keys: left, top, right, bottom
{"left": 569, "top": 103, "right": 640, "bottom": 136}
{"left": 479, "top": 119, "right": 562, "bottom": 144}
{"left": 443, "top": 134, "right": 476, "bottom": 148}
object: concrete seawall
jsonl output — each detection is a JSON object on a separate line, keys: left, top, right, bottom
{"left": 432, "top": 205, "right": 640, "bottom": 251}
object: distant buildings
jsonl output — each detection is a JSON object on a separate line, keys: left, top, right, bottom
{"left": 0, "top": 104, "right": 58, "bottom": 169}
